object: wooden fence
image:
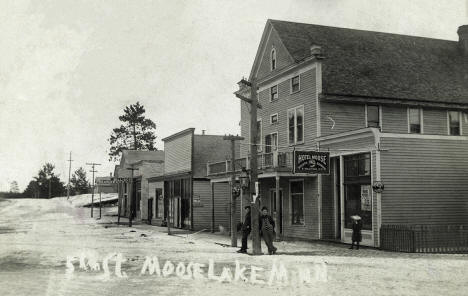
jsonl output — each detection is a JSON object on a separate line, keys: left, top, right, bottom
{"left": 380, "top": 225, "right": 468, "bottom": 253}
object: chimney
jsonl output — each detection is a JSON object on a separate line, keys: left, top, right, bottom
{"left": 310, "top": 45, "right": 324, "bottom": 59}
{"left": 457, "top": 25, "right": 468, "bottom": 55}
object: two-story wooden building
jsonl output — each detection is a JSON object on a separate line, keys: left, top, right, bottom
{"left": 208, "top": 20, "right": 468, "bottom": 247}
{"left": 153, "top": 128, "right": 237, "bottom": 231}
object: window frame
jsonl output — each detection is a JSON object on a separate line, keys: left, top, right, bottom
{"left": 270, "top": 85, "right": 278, "bottom": 102}
{"left": 407, "top": 107, "right": 424, "bottom": 134}
{"left": 270, "top": 113, "right": 278, "bottom": 125}
{"left": 287, "top": 105, "right": 305, "bottom": 146}
{"left": 289, "top": 179, "right": 305, "bottom": 226}
{"left": 365, "top": 104, "right": 381, "bottom": 129}
{"left": 447, "top": 111, "right": 462, "bottom": 136}
{"left": 290, "top": 75, "right": 301, "bottom": 94}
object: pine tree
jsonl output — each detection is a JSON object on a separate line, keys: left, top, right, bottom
{"left": 10, "top": 181, "right": 19, "bottom": 193}
{"left": 23, "top": 163, "right": 67, "bottom": 198}
{"left": 70, "top": 167, "right": 90, "bottom": 195}
{"left": 108, "top": 101, "right": 157, "bottom": 161}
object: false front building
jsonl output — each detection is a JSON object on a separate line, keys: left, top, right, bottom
{"left": 208, "top": 20, "right": 468, "bottom": 248}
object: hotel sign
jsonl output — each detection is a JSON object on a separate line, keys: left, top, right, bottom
{"left": 293, "top": 151, "right": 330, "bottom": 174}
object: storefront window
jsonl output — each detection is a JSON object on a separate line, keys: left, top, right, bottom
{"left": 344, "top": 153, "right": 372, "bottom": 230}
{"left": 290, "top": 180, "right": 304, "bottom": 225}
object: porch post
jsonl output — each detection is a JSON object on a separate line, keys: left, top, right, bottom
{"left": 275, "top": 175, "right": 281, "bottom": 240}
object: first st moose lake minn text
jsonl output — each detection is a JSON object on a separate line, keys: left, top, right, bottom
{"left": 65, "top": 252, "right": 328, "bottom": 286}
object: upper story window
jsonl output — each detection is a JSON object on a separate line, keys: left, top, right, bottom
{"left": 270, "top": 85, "right": 278, "bottom": 101}
{"left": 366, "top": 105, "right": 380, "bottom": 128}
{"left": 271, "top": 48, "right": 276, "bottom": 70}
{"left": 288, "top": 106, "right": 304, "bottom": 145}
{"left": 265, "top": 132, "right": 278, "bottom": 153}
{"left": 270, "top": 113, "right": 278, "bottom": 124}
{"left": 448, "top": 111, "right": 461, "bottom": 135}
{"left": 291, "top": 75, "right": 300, "bottom": 93}
{"left": 408, "top": 108, "right": 423, "bottom": 134}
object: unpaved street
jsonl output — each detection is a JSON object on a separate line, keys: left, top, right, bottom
{"left": 1, "top": 197, "right": 468, "bottom": 296}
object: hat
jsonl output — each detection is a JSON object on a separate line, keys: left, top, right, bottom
{"left": 351, "top": 215, "right": 361, "bottom": 220}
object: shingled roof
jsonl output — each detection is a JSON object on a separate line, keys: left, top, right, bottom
{"left": 269, "top": 20, "right": 468, "bottom": 105}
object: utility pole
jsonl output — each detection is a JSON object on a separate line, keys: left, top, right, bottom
{"left": 67, "top": 151, "right": 73, "bottom": 200}
{"left": 86, "top": 162, "right": 101, "bottom": 218}
{"left": 99, "top": 191, "right": 102, "bottom": 219}
{"left": 127, "top": 165, "right": 138, "bottom": 227}
{"left": 235, "top": 77, "right": 262, "bottom": 255}
{"left": 224, "top": 135, "right": 244, "bottom": 247}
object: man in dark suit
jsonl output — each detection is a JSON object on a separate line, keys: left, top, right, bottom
{"left": 237, "top": 206, "right": 251, "bottom": 253}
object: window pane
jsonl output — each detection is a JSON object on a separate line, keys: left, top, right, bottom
{"left": 358, "top": 154, "right": 370, "bottom": 176}
{"left": 291, "top": 76, "right": 300, "bottom": 92}
{"left": 367, "top": 105, "right": 379, "bottom": 127}
{"left": 265, "top": 134, "right": 271, "bottom": 153}
{"left": 271, "top": 114, "right": 278, "bottom": 124}
{"left": 409, "top": 108, "right": 421, "bottom": 133}
{"left": 288, "top": 110, "right": 295, "bottom": 144}
{"left": 291, "top": 194, "right": 304, "bottom": 225}
{"left": 449, "top": 111, "right": 460, "bottom": 135}
{"left": 270, "top": 85, "right": 278, "bottom": 101}
{"left": 290, "top": 180, "right": 303, "bottom": 194}
{"left": 296, "top": 107, "right": 303, "bottom": 142}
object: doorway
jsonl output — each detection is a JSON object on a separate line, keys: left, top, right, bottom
{"left": 269, "top": 188, "right": 283, "bottom": 234}
{"left": 148, "top": 198, "right": 153, "bottom": 225}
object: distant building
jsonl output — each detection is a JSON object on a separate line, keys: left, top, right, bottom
{"left": 115, "top": 150, "right": 164, "bottom": 222}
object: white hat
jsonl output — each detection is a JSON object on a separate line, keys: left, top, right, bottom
{"left": 351, "top": 215, "right": 361, "bottom": 220}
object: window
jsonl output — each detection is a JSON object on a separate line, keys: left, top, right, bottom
{"left": 408, "top": 108, "right": 422, "bottom": 134}
{"left": 290, "top": 180, "right": 304, "bottom": 225}
{"left": 344, "top": 153, "right": 372, "bottom": 231}
{"left": 256, "top": 119, "right": 262, "bottom": 152}
{"left": 270, "top": 113, "right": 278, "bottom": 124}
{"left": 155, "top": 188, "right": 163, "bottom": 218}
{"left": 448, "top": 111, "right": 461, "bottom": 135}
{"left": 270, "top": 85, "right": 278, "bottom": 101}
{"left": 288, "top": 106, "right": 304, "bottom": 145}
{"left": 291, "top": 75, "right": 300, "bottom": 93}
{"left": 271, "top": 48, "right": 276, "bottom": 70}
{"left": 366, "top": 105, "right": 380, "bottom": 128}
{"left": 265, "top": 133, "right": 278, "bottom": 153}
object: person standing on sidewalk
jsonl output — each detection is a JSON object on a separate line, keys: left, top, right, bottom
{"left": 237, "top": 206, "right": 251, "bottom": 253}
{"left": 349, "top": 215, "right": 362, "bottom": 250}
{"left": 259, "top": 206, "right": 277, "bottom": 255}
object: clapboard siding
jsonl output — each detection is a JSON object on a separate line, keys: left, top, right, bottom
{"left": 192, "top": 180, "right": 212, "bottom": 231}
{"left": 256, "top": 68, "right": 318, "bottom": 154}
{"left": 164, "top": 133, "right": 193, "bottom": 174}
{"left": 320, "top": 136, "right": 376, "bottom": 152}
{"left": 380, "top": 137, "right": 468, "bottom": 225}
{"left": 255, "top": 25, "right": 294, "bottom": 80}
{"left": 320, "top": 102, "right": 365, "bottom": 136}
{"left": 381, "top": 106, "right": 407, "bottom": 133}
{"left": 422, "top": 108, "right": 448, "bottom": 135}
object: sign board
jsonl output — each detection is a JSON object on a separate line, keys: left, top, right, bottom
{"left": 361, "top": 185, "right": 371, "bottom": 211}
{"left": 293, "top": 151, "right": 330, "bottom": 174}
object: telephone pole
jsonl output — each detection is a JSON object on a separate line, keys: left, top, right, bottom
{"left": 235, "top": 77, "right": 262, "bottom": 255}
{"left": 86, "top": 162, "right": 101, "bottom": 218}
{"left": 67, "top": 151, "right": 73, "bottom": 200}
{"left": 127, "top": 165, "right": 138, "bottom": 227}
{"left": 224, "top": 135, "right": 244, "bottom": 247}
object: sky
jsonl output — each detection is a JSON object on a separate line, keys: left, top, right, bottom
{"left": 1, "top": 0, "right": 467, "bottom": 191}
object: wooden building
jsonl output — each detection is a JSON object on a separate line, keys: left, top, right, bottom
{"left": 207, "top": 20, "right": 468, "bottom": 247}
{"left": 115, "top": 150, "right": 164, "bottom": 222}
{"left": 153, "top": 128, "right": 236, "bottom": 231}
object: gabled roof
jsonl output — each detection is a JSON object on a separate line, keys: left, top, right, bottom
{"left": 267, "top": 19, "right": 468, "bottom": 105}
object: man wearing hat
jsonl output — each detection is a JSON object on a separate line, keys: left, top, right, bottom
{"left": 350, "top": 215, "right": 362, "bottom": 250}
{"left": 237, "top": 206, "right": 251, "bottom": 253}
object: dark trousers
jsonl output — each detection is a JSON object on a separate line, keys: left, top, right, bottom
{"left": 350, "top": 240, "right": 360, "bottom": 249}
{"left": 241, "top": 230, "right": 250, "bottom": 250}
{"left": 262, "top": 229, "right": 276, "bottom": 253}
